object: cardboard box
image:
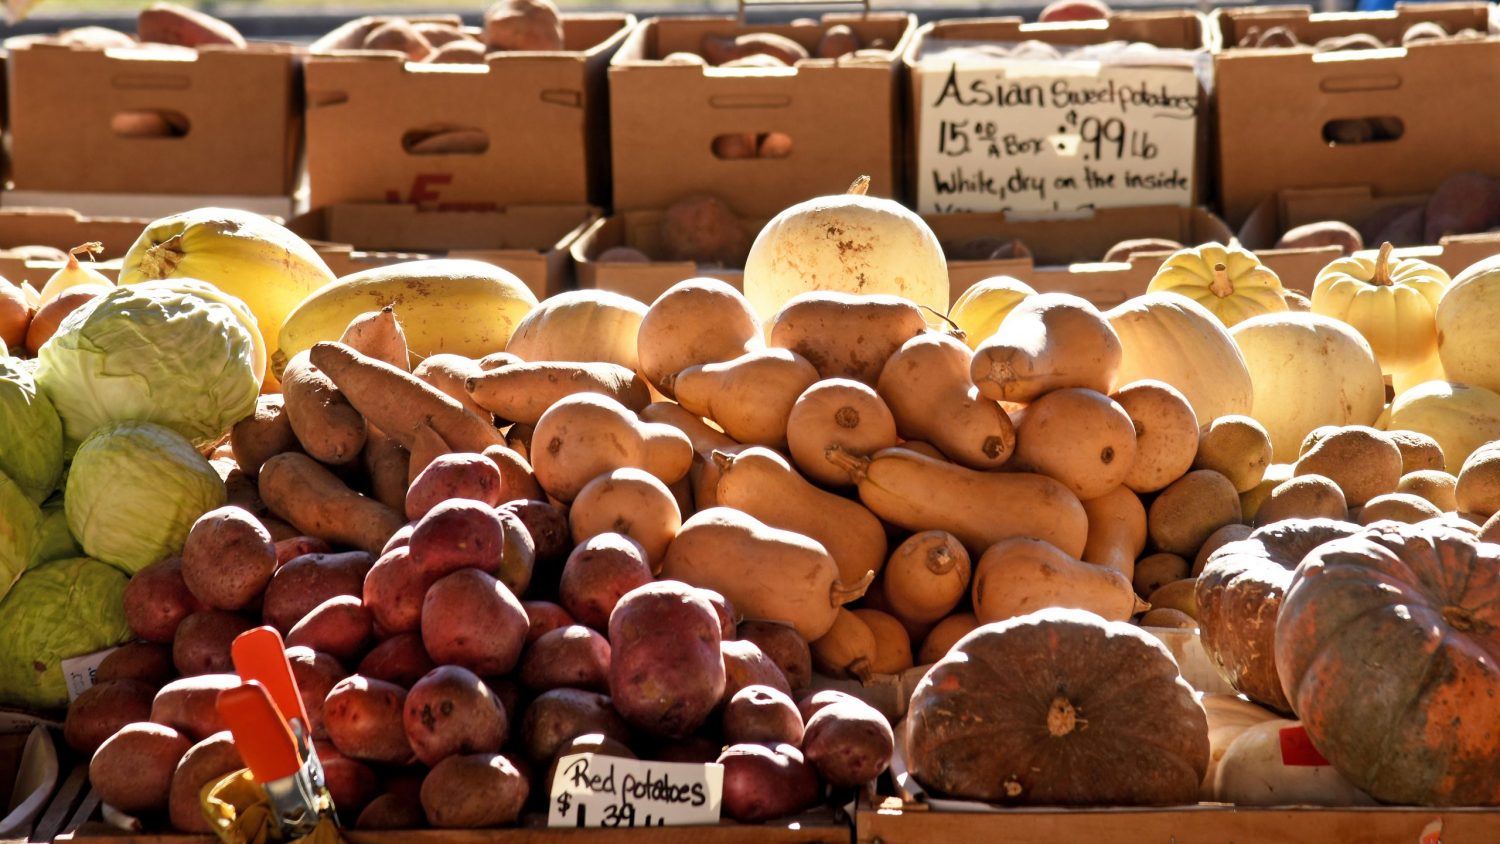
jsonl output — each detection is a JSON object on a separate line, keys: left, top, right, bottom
{"left": 5, "top": 41, "right": 300, "bottom": 197}
{"left": 0, "top": 207, "right": 146, "bottom": 288}
{"left": 304, "top": 14, "right": 633, "bottom": 211}
{"left": 608, "top": 14, "right": 915, "bottom": 217}
{"left": 571, "top": 209, "right": 765, "bottom": 303}
{"left": 288, "top": 203, "right": 600, "bottom": 299}
{"left": 0, "top": 189, "right": 294, "bottom": 220}
{"left": 1213, "top": 4, "right": 1500, "bottom": 226}
{"left": 927, "top": 205, "right": 1233, "bottom": 307}
{"left": 1238, "top": 184, "right": 1500, "bottom": 292}
{"left": 904, "top": 13, "right": 1213, "bottom": 216}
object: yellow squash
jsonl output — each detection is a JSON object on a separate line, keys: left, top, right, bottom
{"left": 1147, "top": 243, "right": 1287, "bottom": 327}
{"left": 1312, "top": 242, "right": 1450, "bottom": 380}
{"left": 947, "top": 275, "right": 1037, "bottom": 349}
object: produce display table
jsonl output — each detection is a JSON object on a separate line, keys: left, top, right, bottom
{"left": 61, "top": 819, "right": 851, "bottom": 844}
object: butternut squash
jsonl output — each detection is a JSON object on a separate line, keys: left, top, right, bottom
{"left": 767, "top": 292, "right": 928, "bottom": 386}
{"left": 969, "top": 293, "right": 1122, "bottom": 404}
{"left": 825, "top": 446, "right": 1088, "bottom": 558}
{"left": 852, "top": 609, "right": 914, "bottom": 675}
{"left": 670, "top": 349, "right": 819, "bottom": 448}
{"left": 810, "top": 608, "right": 878, "bottom": 682}
{"left": 505, "top": 289, "right": 646, "bottom": 372}
{"left": 785, "top": 379, "right": 899, "bottom": 487}
{"left": 530, "top": 393, "right": 693, "bottom": 502}
{"left": 639, "top": 402, "right": 740, "bottom": 510}
{"left": 882, "top": 531, "right": 970, "bottom": 626}
{"left": 1111, "top": 379, "right": 1199, "bottom": 493}
{"left": 569, "top": 467, "right": 683, "bottom": 568}
{"left": 1012, "top": 388, "right": 1138, "bottom": 501}
{"left": 637, "top": 277, "right": 763, "bottom": 396}
{"left": 1106, "top": 292, "right": 1253, "bottom": 424}
{"left": 972, "top": 537, "right": 1148, "bottom": 624}
{"left": 917, "top": 612, "right": 979, "bottom": 664}
{"left": 465, "top": 360, "right": 650, "bottom": 425}
{"left": 659, "top": 507, "right": 872, "bottom": 640}
{"left": 1080, "top": 485, "right": 1147, "bottom": 581}
{"left": 713, "top": 447, "right": 887, "bottom": 585}
{"left": 876, "top": 332, "right": 1016, "bottom": 470}
{"left": 895, "top": 441, "right": 948, "bottom": 462}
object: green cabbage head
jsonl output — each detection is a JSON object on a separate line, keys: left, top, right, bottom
{"left": 0, "top": 556, "right": 130, "bottom": 711}
{"left": 0, "top": 470, "right": 41, "bottom": 604}
{"left": 0, "top": 356, "right": 64, "bottom": 503}
{"left": 35, "top": 282, "right": 259, "bottom": 451}
{"left": 66, "top": 421, "right": 225, "bottom": 574}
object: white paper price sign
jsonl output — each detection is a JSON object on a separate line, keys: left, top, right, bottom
{"left": 915, "top": 57, "right": 1200, "bottom": 214}
{"left": 548, "top": 753, "right": 723, "bottom": 828}
{"left": 61, "top": 647, "right": 118, "bottom": 702}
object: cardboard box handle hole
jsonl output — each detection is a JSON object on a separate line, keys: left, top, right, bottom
{"left": 110, "top": 110, "right": 190, "bottom": 138}
{"left": 403, "top": 127, "right": 490, "bottom": 155}
{"left": 1323, "top": 116, "right": 1403, "bottom": 146}
{"left": 712, "top": 132, "right": 793, "bottom": 159}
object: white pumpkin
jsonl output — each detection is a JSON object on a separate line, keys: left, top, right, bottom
{"left": 1200, "top": 693, "right": 1279, "bottom": 800}
{"left": 1436, "top": 252, "right": 1500, "bottom": 394}
{"left": 1214, "top": 719, "right": 1375, "bottom": 807}
{"left": 505, "top": 289, "right": 647, "bottom": 372}
{"left": 1105, "top": 292, "right": 1254, "bottom": 424}
{"left": 742, "top": 176, "right": 949, "bottom": 324}
{"left": 1387, "top": 380, "right": 1500, "bottom": 472}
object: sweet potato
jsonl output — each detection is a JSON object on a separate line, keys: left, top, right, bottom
{"left": 718, "top": 743, "right": 820, "bottom": 823}
{"left": 230, "top": 394, "right": 299, "bottom": 478}
{"left": 364, "top": 432, "right": 411, "bottom": 512}
{"left": 281, "top": 351, "right": 367, "bottom": 465}
{"left": 173, "top": 611, "right": 254, "bottom": 676}
{"left": 467, "top": 360, "right": 650, "bottom": 425}
{"left": 422, "top": 568, "right": 529, "bottom": 676}
{"left": 519, "top": 625, "right": 611, "bottom": 693}
{"left": 801, "top": 699, "right": 894, "bottom": 786}
{"left": 724, "top": 685, "right": 804, "bottom": 746}
{"left": 608, "top": 581, "right": 725, "bottom": 738}
{"left": 90, "top": 722, "right": 191, "bottom": 814}
{"left": 262, "top": 551, "right": 373, "bottom": 634}
{"left": 1102, "top": 238, "right": 1184, "bottom": 263}
{"left": 816, "top": 24, "right": 860, "bottom": 58}
{"left": 404, "top": 665, "right": 508, "bottom": 766}
{"left": 483, "top": 0, "right": 564, "bottom": 51}
{"left": 124, "top": 557, "right": 201, "bottom": 643}
{"left": 286, "top": 646, "right": 346, "bottom": 739}
{"left": 415, "top": 22, "right": 478, "bottom": 48}
{"left": 180, "top": 506, "right": 276, "bottom": 611}
{"left": 138, "top": 3, "right": 246, "bottom": 48}
{"left": 96, "top": 641, "right": 175, "bottom": 686}
{"left": 519, "top": 688, "right": 630, "bottom": 764}
{"left": 660, "top": 195, "right": 749, "bottom": 266}
{"left": 736, "top": 620, "right": 812, "bottom": 693}
{"left": 259, "top": 453, "right": 406, "bottom": 555}
{"left": 169, "top": 732, "right": 243, "bottom": 832}
{"left": 482, "top": 444, "right": 544, "bottom": 503}
{"left": 405, "top": 421, "right": 454, "bottom": 484}
{"left": 428, "top": 40, "right": 488, "bottom": 62}
{"left": 422, "top": 753, "right": 530, "bottom": 828}
{"left": 287, "top": 596, "right": 374, "bottom": 662}
{"left": 311, "top": 16, "right": 389, "bottom": 52}
{"left": 721, "top": 639, "right": 791, "bottom": 701}
{"left": 65, "top": 680, "right": 154, "bottom": 753}
{"left": 151, "top": 674, "right": 237, "bottom": 741}
{"left": 340, "top": 306, "right": 410, "bottom": 371}
{"left": 364, "top": 546, "right": 435, "bottom": 636}
{"left": 324, "top": 675, "right": 412, "bottom": 764}
{"left": 357, "top": 633, "right": 435, "bottom": 687}
{"left": 559, "top": 533, "right": 653, "bottom": 630}
{"left": 702, "top": 32, "right": 809, "bottom": 66}
{"left": 406, "top": 453, "right": 504, "bottom": 520}
{"left": 413, "top": 354, "right": 489, "bottom": 418}
{"left": 363, "top": 18, "right": 433, "bottom": 60}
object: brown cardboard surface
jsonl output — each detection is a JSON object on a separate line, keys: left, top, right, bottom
{"left": 1213, "top": 4, "right": 1500, "bottom": 226}
{"left": 608, "top": 14, "right": 914, "bottom": 217}
{"left": 928, "top": 205, "right": 1232, "bottom": 307}
{"left": 1238, "top": 185, "right": 1500, "bottom": 292}
{"left": 0, "top": 190, "right": 294, "bottom": 220}
{"left": 288, "top": 203, "right": 599, "bottom": 299}
{"left": 4, "top": 42, "right": 300, "bottom": 196}
{"left": 304, "top": 14, "right": 632, "bottom": 211}
{"left": 571, "top": 210, "right": 764, "bottom": 303}
{"left": 0, "top": 207, "right": 145, "bottom": 288}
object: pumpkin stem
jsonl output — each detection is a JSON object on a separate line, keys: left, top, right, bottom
{"left": 830, "top": 569, "right": 876, "bottom": 607}
{"left": 1208, "top": 263, "right": 1234, "bottom": 298}
{"left": 141, "top": 233, "right": 186, "bottom": 279}
{"left": 846, "top": 175, "right": 871, "bottom": 196}
{"left": 1046, "top": 696, "right": 1085, "bottom": 737}
{"left": 68, "top": 242, "right": 103, "bottom": 266}
{"left": 919, "top": 304, "right": 966, "bottom": 341}
{"left": 823, "top": 445, "right": 869, "bottom": 484}
{"left": 1372, "top": 242, "right": 1395, "bottom": 286}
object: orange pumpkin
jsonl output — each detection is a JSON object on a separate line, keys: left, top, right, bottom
{"left": 1275, "top": 523, "right": 1500, "bottom": 805}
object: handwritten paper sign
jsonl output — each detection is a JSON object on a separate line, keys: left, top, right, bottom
{"left": 548, "top": 753, "right": 723, "bottom": 828}
{"left": 61, "top": 647, "right": 118, "bottom": 702}
{"left": 915, "top": 56, "right": 1200, "bottom": 214}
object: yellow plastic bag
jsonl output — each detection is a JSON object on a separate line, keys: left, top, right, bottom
{"left": 201, "top": 769, "right": 343, "bottom": 844}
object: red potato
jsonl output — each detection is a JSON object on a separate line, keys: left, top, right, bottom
{"left": 95, "top": 641, "right": 175, "bottom": 686}
{"left": 404, "top": 665, "right": 509, "bottom": 766}
{"left": 500, "top": 499, "right": 569, "bottom": 563}
{"left": 482, "top": 444, "right": 545, "bottom": 503}
{"left": 737, "top": 620, "right": 812, "bottom": 693}
{"left": 275, "top": 536, "right": 332, "bottom": 566}
{"left": 717, "top": 743, "right": 821, "bottom": 823}
{"left": 286, "top": 646, "right": 346, "bottom": 739}
{"left": 797, "top": 689, "right": 860, "bottom": 724}
{"left": 519, "top": 625, "right": 611, "bottom": 693}
{"left": 409, "top": 499, "right": 505, "bottom": 577}
{"left": 421, "top": 753, "right": 530, "bottom": 829}
{"left": 169, "top": 732, "right": 243, "bottom": 832}
{"left": 173, "top": 611, "right": 255, "bottom": 676}
{"left": 323, "top": 675, "right": 412, "bottom": 764}
{"left": 357, "top": 633, "right": 436, "bottom": 687}
{"left": 608, "top": 581, "right": 725, "bottom": 738}
{"left": 356, "top": 793, "right": 426, "bottom": 830}
{"left": 181, "top": 506, "right": 277, "bottom": 611}
{"left": 319, "top": 746, "right": 380, "bottom": 817}
{"left": 559, "top": 533, "right": 653, "bottom": 630}
{"left": 363, "top": 546, "right": 436, "bottom": 636}
{"left": 124, "top": 557, "right": 201, "bottom": 644}
{"left": 493, "top": 507, "right": 537, "bottom": 597}
{"left": 262, "top": 551, "right": 374, "bottom": 634}
{"left": 151, "top": 674, "right": 238, "bottom": 741}
{"left": 287, "top": 596, "right": 374, "bottom": 663}
{"left": 421, "top": 568, "right": 529, "bottom": 676}
{"left": 722, "top": 639, "right": 792, "bottom": 701}
{"left": 382, "top": 524, "right": 415, "bottom": 555}
{"left": 522, "top": 601, "right": 576, "bottom": 644}
{"left": 546, "top": 734, "right": 637, "bottom": 791}
{"left": 406, "top": 453, "right": 504, "bottom": 520}
{"left": 89, "top": 722, "right": 191, "bottom": 814}
{"left": 724, "top": 685, "right": 804, "bottom": 746}
{"left": 65, "top": 680, "right": 154, "bottom": 753}
{"left": 701, "top": 588, "right": 738, "bottom": 640}
{"left": 802, "top": 699, "right": 894, "bottom": 786}
{"left": 519, "top": 688, "right": 631, "bottom": 764}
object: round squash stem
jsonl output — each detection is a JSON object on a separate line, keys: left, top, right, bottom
{"left": 67, "top": 242, "right": 103, "bottom": 269}
{"left": 823, "top": 445, "right": 869, "bottom": 483}
{"left": 1208, "top": 263, "right": 1234, "bottom": 298}
{"left": 830, "top": 570, "right": 876, "bottom": 607}
{"left": 1047, "top": 696, "right": 1083, "bottom": 737}
{"left": 846, "top": 175, "right": 871, "bottom": 196}
{"left": 710, "top": 449, "right": 736, "bottom": 472}
{"left": 140, "top": 233, "right": 186, "bottom": 279}
{"left": 926, "top": 546, "right": 958, "bottom": 576}
{"left": 1372, "top": 241, "right": 1395, "bottom": 286}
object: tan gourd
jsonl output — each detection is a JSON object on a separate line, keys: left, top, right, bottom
{"left": 1012, "top": 388, "right": 1138, "bottom": 501}
{"left": 810, "top": 609, "right": 878, "bottom": 681}
{"left": 785, "top": 379, "right": 899, "bottom": 487}
{"left": 530, "top": 393, "right": 693, "bottom": 502}
{"left": 970, "top": 293, "right": 1122, "bottom": 404}
{"left": 659, "top": 507, "right": 872, "bottom": 640}
{"left": 713, "top": 447, "right": 887, "bottom": 585}
{"left": 973, "top": 537, "right": 1148, "bottom": 624}
{"left": 569, "top": 468, "right": 683, "bottom": 568}
{"left": 826, "top": 446, "right": 1088, "bottom": 558}
{"left": 767, "top": 292, "right": 929, "bottom": 386}
{"left": 1111, "top": 379, "right": 1199, "bottom": 493}
{"left": 670, "top": 349, "right": 819, "bottom": 447}
{"left": 1396, "top": 469, "right": 1458, "bottom": 512}
{"left": 882, "top": 531, "right": 970, "bottom": 626}
{"left": 918, "top": 612, "right": 979, "bottom": 664}
{"left": 876, "top": 332, "right": 1016, "bottom": 470}
{"left": 505, "top": 289, "right": 646, "bottom": 372}
{"left": 1147, "top": 578, "right": 1199, "bottom": 620}
{"left": 637, "top": 278, "right": 763, "bottom": 396}
{"left": 1141, "top": 608, "right": 1196, "bottom": 629}
{"left": 1133, "top": 554, "right": 1189, "bottom": 600}
{"left": 852, "top": 609, "right": 914, "bottom": 675}
{"left": 1080, "top": 485, "right": 1147, "bottom": 581}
